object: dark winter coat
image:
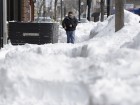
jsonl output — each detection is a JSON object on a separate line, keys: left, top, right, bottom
{"left": 62, "top": 16, "right": 78, "bottom": 31}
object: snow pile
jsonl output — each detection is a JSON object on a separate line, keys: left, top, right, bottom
{"left": 87, "top": 10, "right": 140, "bottom": 105}
{"left": 90, "top": 15, "right": 115, "bottom": 38}
{"left": 90, "top": 10, "right": 140, "bottom": 38}
{"left": 124, "top": 10, "right": 140, "bottom": 25}
{"left": 0, "top": 44, "right": 91, "bottom": 105}
{"left": 0, "top": 10, "right": 140, "bottom": 105}
{"left": 89, "top": 10, "right": 140, "bottom": 49}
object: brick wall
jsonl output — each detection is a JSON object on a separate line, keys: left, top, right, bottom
{"left": 21, "top": 0, "right": 31, "bottom": 22}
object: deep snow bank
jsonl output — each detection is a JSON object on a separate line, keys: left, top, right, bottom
{"left": 0, "top": 44, "right": 91, "bottom": 105}
{"left": 122, "top": 32, "right": 140, "bottom": 50}
{"left": 89, "top": 10, "right": 140, "bottom": 49}
{"left": 0, "top": 10, "right": 140, "bottom": 105}
{"left": 88, "top": 10, "right": 140, "bottom": 105}
{"left": 90, "top": 10, "right": 140, "bottom": 38}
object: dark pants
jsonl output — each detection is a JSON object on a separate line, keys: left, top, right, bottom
{"left": 66, "top": 31, "right": 75, "bottom": 44}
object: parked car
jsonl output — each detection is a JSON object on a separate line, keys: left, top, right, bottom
{"left": 129, "top": 8, "right": 140, "bottom": 16}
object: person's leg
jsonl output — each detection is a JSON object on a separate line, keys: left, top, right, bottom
{"left": 66, "top": 31, "right": 71, "bottom": 43}
{"left": 70, "top": 31, "right": 75, "bottom": 44}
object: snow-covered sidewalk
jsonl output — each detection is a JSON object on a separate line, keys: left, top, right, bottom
{"left": 0, "top": 10, "right": 140, "bottom": 105}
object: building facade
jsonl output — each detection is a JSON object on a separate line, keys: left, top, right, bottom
{"left": 126, "top": 0, "right": 140, "bottom": 8}
{"left": 7, "top": 0, "right": 34, "bottom": 22}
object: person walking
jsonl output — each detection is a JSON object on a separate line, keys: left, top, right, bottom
{"left": 62, "top": 11, "right": 78, "bottom": 44}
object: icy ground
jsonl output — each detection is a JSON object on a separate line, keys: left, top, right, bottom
{"left": 0, "top": 10, "right": 140, "bottom": 105}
